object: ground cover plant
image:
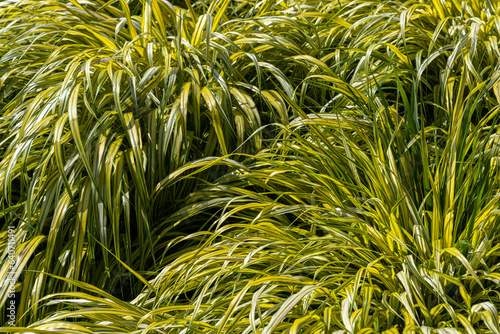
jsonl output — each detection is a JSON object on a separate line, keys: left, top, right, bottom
{"left": 1, "top": 0, "right": 500, "bottom": 332}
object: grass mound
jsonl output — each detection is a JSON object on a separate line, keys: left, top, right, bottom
{"left": 1, "top": 0, "right": 500, "bottom": 332}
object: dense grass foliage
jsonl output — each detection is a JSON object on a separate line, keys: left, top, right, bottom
{"left": 1, "top": 0, "right": 500, "bottom": 332}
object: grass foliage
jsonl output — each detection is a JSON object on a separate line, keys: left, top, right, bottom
{"left": 1, "top": 0, "right": 500, "bottom": 332}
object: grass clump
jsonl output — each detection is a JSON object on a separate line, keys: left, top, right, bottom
{"left": 1, "top": 0, "right": 500, "bottom": 332}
